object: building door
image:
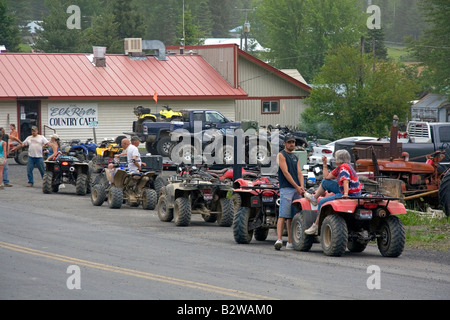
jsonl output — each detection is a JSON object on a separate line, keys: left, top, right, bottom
{"left": 18, "top": 100, "right": 40, "bottom": 141}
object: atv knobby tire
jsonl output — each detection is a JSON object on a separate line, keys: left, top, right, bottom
{"left": 142, "top": 188, "right": 157, "bottom": 210}
{"left": 216, "top": 198, "right": 234, "bottom": 227}
{"left": 292, "top": 213, "right": 314, "bottom": 252}
{"left": 76, "top": 173, "right": 88, "bottom": 195}
{"left": 91, "top": 184, "right": 106, "bottom": 206}
{"left": 157, "top": 194, "right": 173, "bottom": 222}
{"left": 108, "top": 187, "right": 123, "bottom": 209}
{"left": 320, "top": 214, "right": 348, "bottom": 256}
{"left": 377, "top": 215, "right": 405, "bottom": 257}
{"left": 174, "top": 197, "right": 191, "bottom": 226}
{"left": 233, "top": 207, "right": 253, "bottom": 244}
{"left": 154, "top": 175, "right": 168, "bottom": 200}
{"left": 43, "top": 171, "right": 53, "bottom": 194}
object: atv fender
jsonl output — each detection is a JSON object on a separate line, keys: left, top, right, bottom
{"left": 292, "top": 198, "right": 314, "bottom": 211}
{"left": 113, "top": 169, "right": 128, "bottom": 188}
{"left": 77, "top": 163, "right": 90, "bottom": 175}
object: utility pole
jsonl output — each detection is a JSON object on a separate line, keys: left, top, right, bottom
{"left": 235, "top": 8, "right": 256, "bottom": 52}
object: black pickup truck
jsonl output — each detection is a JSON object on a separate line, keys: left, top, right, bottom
{"left": 126, "top": 109, "right": 241, "bottom": 157}
{"left": 402, "top": 122, "right": 450, "bottom": 164}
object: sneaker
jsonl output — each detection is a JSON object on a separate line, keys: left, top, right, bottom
{"left": 305, "top": 223, "right": 318, "bottom": 235}
{"left": 304, "top": 192, "right": 318, "bottom": 206}
{"left": 286, "top": 242, "right": 294, "bottom": 250}
{"left": 27, "top": 183, "right": 33, "bottom": 187}
{"left": 4, "top": 184, "right": 12, "bottom": 187}
{"left": 274, "top": 239, "right": 283, "bottom": 250}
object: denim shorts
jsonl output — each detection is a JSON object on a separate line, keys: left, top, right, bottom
{"left": 279, "top": 187, "right": 300, "bottom": 219}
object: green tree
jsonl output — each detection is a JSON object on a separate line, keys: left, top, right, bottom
{"left": 301, "top": 44, "right": 420, "bottom": 139}
{"left": 175, "top": 6, "right": 205, "bottom": 45}
{"left": 81, "top": 13, "right": 122, "bottom": 54}
{"left": 111, "top": 0, "right": 146, "bottom": 39}
{"left": 0, "top": 0, "right": 22, "bottom": 52}
{"left": 254, "top": 0, "right": 366, "bottom": 83}
{"left": 407, "top": 0, "right": 450, "bottom": 94}
{"left": 34, "top": 0, "right": 85, "bottom": 53}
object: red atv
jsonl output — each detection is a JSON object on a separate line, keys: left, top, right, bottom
{"left": 232, "top": 175, "right": 281, "bottom": 244}
{"left": 291, "top": 193, "right": 407, "bottom": 257}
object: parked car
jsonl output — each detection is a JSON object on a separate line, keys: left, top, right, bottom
{"left": 309, "top": 136, "right": 377, "bottom": 166}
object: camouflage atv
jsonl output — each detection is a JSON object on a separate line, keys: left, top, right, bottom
{"left": 157, "top": 165, "right": 234, "bottom": 227}
{"left": 91, "top": 155, "right": 163, "bottom": 210}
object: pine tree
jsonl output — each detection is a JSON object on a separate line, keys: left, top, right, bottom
{"left": 0, "top": 0, "right": 22, "bottom": 52}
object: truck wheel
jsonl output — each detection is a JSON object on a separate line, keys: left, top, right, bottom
{"left": 216, "top": 198, "right": 234, "bottom": 227}
{"left": 291, "top": 213, "right": 314, "bottom": 251}
{"left": 216, "top": 144, "right": 235, "bottom": 164}
{"left": 248, "top": 144, "right": 270, "bottom": 165}
{"left": 438, "top": 170, "right": 450, "bottom": 216}
{"left": 157, "top": 194, "right": 173, "bottom": 222}
{"left": 156, "top": 136, "right": 173, "bottom": 157}
{"left": 233, "top": 207, "right": 254, "bottom": 244}
{"left": 174, "top": 197, "right": 191, "bottom": 226}
{"left": 377, "top": 215, "right": 405, "bottom": 257}
{"left": 108, "top": 187, "right": 123, "bottom": 209}
{"left": 43, "top": 171, "right": 53, "bottom": 194}
{"left": 91, "top": 184, "right": 106, "bottom": 206}
{"left": 75, "top": 173, "right": 88, "bottom": 195}
{"left": 142, "top": 188, "right": 157, "bottom": 210}
{"left": 320, "top": 214, "right": 348, "bottom": 256}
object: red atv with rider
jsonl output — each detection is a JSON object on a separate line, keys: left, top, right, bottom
{"left": 290, "top": 192, "right": 407, "bottom": 257}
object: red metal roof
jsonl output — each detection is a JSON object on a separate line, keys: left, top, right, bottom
{"left": 0, "top": 53, "right": 247, "bottom": 100}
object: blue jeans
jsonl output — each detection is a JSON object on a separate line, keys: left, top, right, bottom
{"left": 318, "top": 179, "right": 361, "bottom": 210}
{"left": 27, "top": 157, "right": 45, "bottom": 185}
{"left": 279, "top": 187, "right": 300, "bottom": 219}
{"left": 3, "top": 160, "right": 9, "bottom": 184}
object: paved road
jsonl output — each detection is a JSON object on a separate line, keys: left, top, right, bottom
{"left": 1, "top": 159, "right": 449, "bottom": 300}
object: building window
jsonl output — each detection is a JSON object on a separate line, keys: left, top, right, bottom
{"left": 262, "top": 100, "right": 280, "bottom": 114}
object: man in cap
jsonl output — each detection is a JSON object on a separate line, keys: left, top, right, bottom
{"left": 19, "top": 126, "right": 52, "bottom": 187}
{"left": 275, "top": 133, "right": 305, "bottom": 250}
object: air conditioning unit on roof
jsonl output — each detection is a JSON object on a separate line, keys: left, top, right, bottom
{"left": 124, "top": 38, "right": 142, "bottom": 54}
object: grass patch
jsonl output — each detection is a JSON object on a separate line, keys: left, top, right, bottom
{"left": 386, "top": 44, "right": 416, "bottom": 62}
{"left": 399, "top": 211, "right": 450, "bottom": 251}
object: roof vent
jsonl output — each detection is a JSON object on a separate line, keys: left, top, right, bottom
{"left": 93, "top": 46, "right": 107, "bottom": 67}
{"left": 142, "top": 40, "right": 168, "bottom": 61}
{"left": 124, "top": 38, "right": 143, "bottom": 54}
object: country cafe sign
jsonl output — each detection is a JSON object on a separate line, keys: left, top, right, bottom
{"left": 48, "top": 103, "right": 98, "bottom": 128}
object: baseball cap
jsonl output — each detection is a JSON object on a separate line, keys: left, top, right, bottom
{"left": 284, "top": 134, "right": 296, "bottom": 142}
{"left": 31, "top": 126, "right": 38, "bottom": 131}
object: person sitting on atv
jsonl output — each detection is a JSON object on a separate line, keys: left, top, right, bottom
{"left": 304, "top": 149, "right": 361, "bottom": 235}
{"left": 119, "top": 137, "right": 146, "bottom": 174}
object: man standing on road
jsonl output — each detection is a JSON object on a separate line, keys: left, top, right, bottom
{"left": 275, "top": 134, "right": 305, "bottom": 250}
{"left": 19, "top": 126, "right": 51, "bottom": 187}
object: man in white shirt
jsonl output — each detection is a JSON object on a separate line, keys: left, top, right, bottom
{"left": 20, "top": 126, "right": 51, "bottom": 187}
{"left": 120, "top": 137, "right": 146, "bottom": 173}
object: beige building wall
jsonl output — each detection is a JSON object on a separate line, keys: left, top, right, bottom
{"left": 0, "top": 102, "right": 18, "bottom": 131}
{"left": 37, "top": 99, "right": 236, "bottom": 144}
{"left": 236, "top": 98, "right": 307, "bottom": 128}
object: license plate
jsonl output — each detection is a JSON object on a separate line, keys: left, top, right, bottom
{"left": 358, "top": 209, "right": 372, "bottom": 220}
{"left": 262, "top": 197, "right": 273, "bottom": 202}
{"left": 204, "top": 194, "right": 213, "bottom": 201}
